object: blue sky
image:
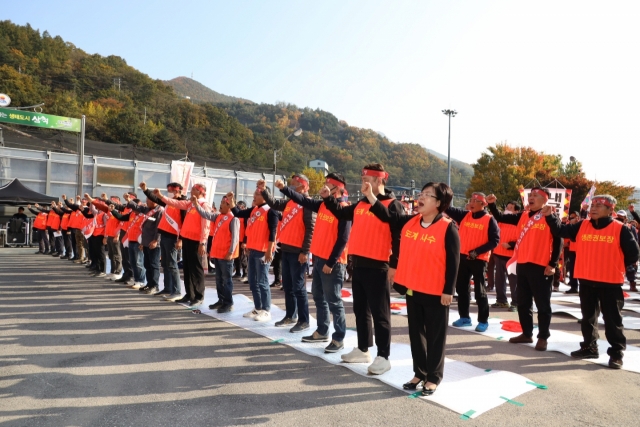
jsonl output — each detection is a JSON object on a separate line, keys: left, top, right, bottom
{"left": 5, "top": 0, "right": 640, "bottom": 187}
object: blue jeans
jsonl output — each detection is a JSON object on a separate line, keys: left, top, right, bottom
{"left": 129, "top": 243, "right": 146, "bottom": 283}
{"left": 282, "top": 251, "right": 309, "bottom": 323}
{"left": 213, "top": 258, "right": 234, "bottom": 305}
{"left": 160, "top": 234, "right": 181, "bottom": 294}
{"left": 144, "top": 245, "right": 161, "bottom": 289}
{"left": 312, "top": 257, "right": 346, "bottom": 341}
{"left": 248, "top": 249, "right": 271, "bottom": 311}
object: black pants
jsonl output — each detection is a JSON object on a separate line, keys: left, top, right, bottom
{"left": 63, "top": 230, "right": 73, "bottom": 256}
{"left": 352, "top": 266, "right": 391, "bottom": 358}
{"left": 234, "top": 245, "right": 248, "bottom": 277}
{"left": 53, "top": 234, "right": 64, "bottom": 255}
{"left": 69, "top": 228, "right": 78, "bottom": 258}
{"left": 272, "top": 249, "right": 282, "bottom": 282}
{"left": 494, "top": 255, "right": 518, "bottom": 304}
{"left": 407, "top": 292, "right": 449, "bottom": 385}
{"left": 580, "top": 284, "right": 626, "bottom": 358}
{"left": 516, "top": 263, "right": 553, "bottom": 339}
{"left": 119, "top": 230, "right": 133, "bottom": 279}
{"left": 487, "top": 253, "right": 496, "bottom": 289}
{"left": 456, "top": 257, "right": 489, "bottom": 323}
{"left": 567, "top": 250, "right": 578, "bottom": 290}
{"left": 182, "top": 238, "right": 205, "bottom": 301}
{"left": 89, "top": 235, "right": 106, "bottom": 272}
{"left": 207, "top": 235, "right": 214, "bottom": 273}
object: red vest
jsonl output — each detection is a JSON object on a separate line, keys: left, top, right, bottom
{"left": 68, "top": 209, "right": 84, "bottom": 229}
{"left": 574, "top": 220, "right": 625, "bottom": 284}
{"left": 246, "top": 205, "right": 273, "bottom": 252}
{"left": 278, "top": 200, "right": 306, "bottom": 248}
{"left": 395, "top": 216, "right": 451, "bottom": 295}
{"left": 310, "top": 202, "right": 348, "bottom": 264}
{"left": 158, "top": 204, "right": 183, "bottom": 236}
{"left": 33, "top": 212, "right": 48, "bottom": 230}
{"left": 493, "top": 223, "right": 519, "bottom": 257}
{"left": 348, "top": 199, "right": 393, "bottom": 262}
{"left": 45, "top": 211, "right": 56, "bottom": 229}
{"left": 104, "top": 212, "right": 120, "bottom": 237}
{"left": 61, "top": 213, "right": 71, "bottom": 231}
{"left": 49, "top": 213, "right": 61, "bottom": 230}
{"left": 120, "top": 208, "right": 133, "bottom": 231}
{"left": 569, "top": 239, "right": 577, "bottom": 252}
{"left": 125, "top": 213, "right": 146, "bottom": 244}
{"left": 93, "top": 212, "right": 107, "bottom": 237}
{"left": 515, "top": 213, "right": 553, "bottom": 267}
{"left": 180, "top": 201, "right": 205, "bottom": 242}
{"left": 209, "top": 213, "right": 239, "bottom": 259}
{"left": 458, "top": 212, "right": 491, "bottom": 261}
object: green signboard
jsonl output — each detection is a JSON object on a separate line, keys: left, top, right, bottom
{"left": 0, "top": 107, "right": 81, "bottom": 132}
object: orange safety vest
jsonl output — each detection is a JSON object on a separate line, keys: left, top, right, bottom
{"left": 394, "top": 216, "right": 451, "bottom": 295}
{"left": 514, "top": 212, "right": 554, "bottom": 267}
{"left": 61, "top": 213, "right": 71, "bottom": 231}
{"left": 93, "top": 212, "right": 107, "bottom": 237}
{"left": 33, "top": 212, "right": 48, "bottom": 230}
{"left": 310, "top": 202, "right": 348, "bottom": 264}
{"left": 209, "top": 213, "right": 240, "bottom": 259}
{"left": 68, "top": 209, "right": 83, "bottom": 229}
{"left": 125, "top": 213, "right": 146, "bottom": 244}
{"left": 246, "top": 205, "right": 273, "bottom": 252}
{"left": 458, "top": 212, "right": 491, "bottom": 261}
{"left": 104, "top": 212, "right": 120, "bottom": 237}
{"left": 493, "top": 222, "right": 519, "bottom": 257}
{"left": 278, "top": 200, "right": 306, "bottom": 248}
{"left": 45, "top": 211, "right": 56, "bottom": 229}
{"left": 569, "top": 239, "right": 577, "bottom": 252}
{"left": 180, "top": 201, "right": 205, "bottom": 241}
{"left": 348, "top": 199, "right": 393, "bottom": 262}
{"left": 49, "top": 212, "right": 61, "bottom": 230}
{"left": 574, "top": 220, "right": 625, "bottom": 284}
{"left": 158, "top": 204, "right": 183, "bottom": 236}
{"left": 120, "top": 208, "right": 133, "bottom": 232}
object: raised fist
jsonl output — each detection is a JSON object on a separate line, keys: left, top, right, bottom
{"left": 320, "top": 185, "right": 330, "bottom": 199}
{"left": 139, "top": 182, "right": 147, "bottom": 191}
{"left": 629, "top": 204, "right": 635, "bottom": 213}
{"left": 190, "top": 195, "right": 198, "bottom": 205}
{"left": 486, "top": 194, "right": 497, "bottom": 204}
{"left": 84, "top": 193, "right": 91, "bottom": 199}
{"left": 361, "top": 181, "right": 373, "bottom": 198}
{"left": 256, "top": 179, "right": 266, "bottom": 189}
{"left": 61, "top": 194, "right": 67, "bottom": 200}
{"left": 275, "top": 179, "right": 285, "bottom": 190}
{"left": 541, "top": 205, "right": 554, "bottom": 217}
{"left": 152, "top": 188, "right": 161, "bottom": 196}
{"left": 100, "top": 193, "right": 107, "bottom": 200}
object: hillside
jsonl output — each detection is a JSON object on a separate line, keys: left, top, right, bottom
{"left": 0, "top": 20, "right": 472, "bottom": 194}
{"left": 165, "top": 76, "right": 253, "bottom": 104}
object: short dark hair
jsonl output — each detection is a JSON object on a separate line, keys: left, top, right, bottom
{"left": 167, "top": 182, "right": 184, "bottom": 190}
{"left": 18, "top": 207, "right": 24, "bottom": 211}
{"left": 422, "top": 182, "right": 453, "bottom": 213}
{"left": 507, "top": 201, "right": 521, "bottom": 211}
{"left": 326, "top": 172, "right": 346, "bottom": 186}
{"left": 363, "top": 163, "right": 387, "bottom": 185}
{"left": 570, "top": 211, "right": 580, "bottom": 218}
{"left": 237, "top": 200, "right": 246, "bottom": 208}
{"left": 530, "top": 186, "right": 551, "bottom": 199}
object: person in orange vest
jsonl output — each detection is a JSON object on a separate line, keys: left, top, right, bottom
{"left": 445, "top": 193, "right": 499, "bottom": 332}
{"left": 92, "top": 194, "right": 125, "bottom": 280}
{"left": 192, "top": 195, "right": 240, "bottom": 312}
{"left": 228, "top": 185, "right": 281, "bottom": 322}
{"left": 52, "top": 200, "right": 74, "bottom": 259}
{"left": 321, "top": 163, "right": 404, "bottom": 375}
{"left": 156, "top": 184, "right": 211, "bottom": 306}
{"left": 111, "top": 196, "right": 148, "bottom": 289}
{"left": 491, "top": 201, "right": 522, "bottom": 311}
{"left": 487, "top": 188, "right": 563, "bottom": 351}
{"left": 141, "top": 182, "right": 187, "bottom": 299}
{"left": 365, "top": 181, "right": 460, "bottom": 395}
{"left": 63, "top": 195, "right": 89, "bottom": 263}
{"left": 82, "top": 194, "right": 109, "bottom": 277}
{"left": 47, "top": 201, "right": 66, "bottom": 257}
{"left": 233, "top": 200, "right": 249, "bottom": 280}
{"left": 259, "top": 174, "right": 317, "bottom": 332}
{"left": 270, "top": 173, "right": 352, "bottom": 352}
{"left": 28, "top": 204, "right": 50, "bottom": 254}
{"left": 542, "top": 195, "right": 639, "bottom": 368}
{"left": 128, "top": 195, "right": 164, "bottom": 294}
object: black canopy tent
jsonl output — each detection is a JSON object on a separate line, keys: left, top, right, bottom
{"left": 0, "top": 178, "right": 57, "bottom": 206}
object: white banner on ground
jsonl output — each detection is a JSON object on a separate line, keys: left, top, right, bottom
{"left": 170, "top": 161, "right": 194, "bottom": 189}
{"left": 189, "top": 176, "right": 217, "bottom": 207}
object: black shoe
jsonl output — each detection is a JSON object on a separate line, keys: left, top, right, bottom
{"left": 60, "top": 255, "right": 69, "bottom": 260}
{"left": 290, "top": 322, "right": 310, "bottom": 333}
{"left": 34, "top": 250, "right": 43, "bottom": 254}
{"left": 232, "top": 273, "right": 242, "bottom": 278}
{"left": 42, "top": 251, "right": 50, "bottom": 255}
{"left": 209, "top": 301, "right": 224, "bottom": 310}
{"left": 403, "top": 379, "right": 423, "bottom": 390}
{"left": 571, "top": 347, "right": 599, "bottom": 359}
{"left": 565, "top": 288, "right": 579, "bottom": 294}
{"left": 115, "top": 276, "right": 129, "bottom": 283}
{"left": 217, "top": 304, "right": 234, "bottom": 313}
{"left": 324, "top": 340, "right": 344, "bottom": 353}
{"left": 189, "top": 299, "right": 203, "bottom": 306}
{"left": 154, "top": 289, "right": 171, "bottom": 296}
{"left": 608, "top": 357, "right": 623, "bottom": 369}
{"left": 275, "top": 317, "right": 297, "bottom": 327}
{"left": 139, "top": 285, "right": 150, "bottom": 292}
{"left": 421, "top": 386, "right": 437, "bottom": 396}
{"left": 270, "top": 281, "right": 281, "bottom": 288}
{"left": 176, "top": 295, "right": 190, "bottom": 303}
{"left": 302, "top": 331, "right": 329, "bottom": 342}
{"left": 144, "top": 286, "right": 159, "bottom": 295}
{"left": 50, "top": 252, "right": 60, "bottom": 257}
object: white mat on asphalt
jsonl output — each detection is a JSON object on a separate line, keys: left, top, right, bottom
{"left": 182, "top": 293, "right": 538, "bottom": 418}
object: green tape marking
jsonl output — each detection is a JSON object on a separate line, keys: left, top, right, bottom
{"left": 460, "top": 410, "right": 476, "bottom": 420}
{"left": 485, "top": 369, "right": 492, "bottom": 372}
{"left": 496, "top": 336, "right": 503, "bottom": 340}
{"left": 500, "top": 396, "right": 524, "bottom": 406}
{"left": 407, "top": 391, "right": 421, "bottom": 399}
{"left": 526, "top": 381, "right": 548, "bottom": 390}
{"left": 346, "top": 327, "right": 357, "bottom": 331}
{"left": 271, "top": 338, "right": 284, "bottom": 344}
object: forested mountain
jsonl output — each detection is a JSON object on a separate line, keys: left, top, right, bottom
{"left": 165, "top": 77, "right": 253, "bottom": 104}
{"left": 0, "top": 20, "right": 472, "bottom": 193}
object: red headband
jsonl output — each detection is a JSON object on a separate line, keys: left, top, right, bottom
{"left": 471, "top": 194, "right": 487, "bottom": 205}
{"left": 362, "top": 169, "right": 389, "bottom": 179}
{"left": 530, "top": 189, "right": 549, "bottom": 201}
{"left": 292, "top": 176, "right": 309, "bottom": 189}
{"left": 192, "top": 183, "right": 206, "bottom": 193}
{"left": 592, "top": 197, "right": 615, "bottom": 208}
{"left": 326, "top": 177, "right": 345, "bottom": 189}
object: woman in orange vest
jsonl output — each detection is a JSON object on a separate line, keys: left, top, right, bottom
{"left": 53, "top": 201, "right": 74, "bottom": 259}
{"left": 365, "top": 181, "right": 459, "bottom": 395}
{"left": 445, "top": 193, "right": 500, "bottom": 332}
{"left": 492, "top": 201, "right": 522, "bottom": 311}
{"left": 81, "top": 195, "right": 109, "bottom": 277}
{"left": 542, "top": 195, "right": 639, "bottom": 369}
{"left": 28, "top": 204, "right": 50, "bottom": 254}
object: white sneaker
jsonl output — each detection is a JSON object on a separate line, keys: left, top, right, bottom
{"left": 243, "top": 309, "right": 259, "bottom": 319}
{"left": 130, "top": 282, "right": 144, "bottom": 289}
{"left": 110, "top": 273, "right": 123, "bottom": 281}
{"left": 254, "top": 310, "right": 271, "bottom": 322}
{"left": 367, "top": 356, "right": 391, "bottom": 375}
{"left": 341, "top": 347, "right": 372, "bottom": 363}
{"left": 164, "top": 293, "right": 182, "bottom": 302}
{"left": 105, "top": 273, "right": 114, "bottom": 280}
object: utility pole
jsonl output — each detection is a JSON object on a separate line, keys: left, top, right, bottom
{"left": 441, "top": 109, "right": 458, "bottom": 187}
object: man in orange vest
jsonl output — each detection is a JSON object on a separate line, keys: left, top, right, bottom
{"left": 142, "top": 182, "right": 187, "bottom": 299}
{"left": 228, "top": 186, "right": 281, "bottom": 322}
{"left": 52, "top": 200, "right": 74, "bottom": 259}
{"left": 93, "top": 194, "right": 125, "bottom": 280}
{"left": 28, "top": 204, "right": 50, "bottom": 254}
{"left": 82, "top": 194, "right": 109, "bottom": 277}
{"left": 322, "top": 163, "right": 404, "bottom": 375}
{"left": 492, "top": 201, "right": 522, "bottom": 311}
{"left": 446, "top": 193, "right": 500, "bottom": 332}
{"left": 270, "top": 173, "right": 351, "bottom": 352}
{"left": 63, "top": 195, "right": 89, "bottom": 263}
{"left": 488, "top": 188, "right": 563, "bottom": 351}
{"left": 111, "top": 195, "right": 148, "bottom": 289}
{"left": 543, "top": 195, "right": 639, "bottom": 368}
{"left": 259, "top": 174, "right": 317, "bottom": 332}
{"left": 192, "top": 195, "right": 240, "bottom": 312}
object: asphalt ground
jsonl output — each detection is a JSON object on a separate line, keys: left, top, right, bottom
{"left": 0, "top": 247, "right": 639, "bottom": 426}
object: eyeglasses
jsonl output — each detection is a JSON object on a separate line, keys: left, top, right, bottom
{"left": 417, "top": 191, "right": 438, "bottom": 200}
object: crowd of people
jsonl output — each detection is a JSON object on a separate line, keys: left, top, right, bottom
{"left": 22, "top": 162, "right": 640, "bottom": 396}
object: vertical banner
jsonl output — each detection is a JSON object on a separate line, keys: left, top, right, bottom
{"left": 190, "top": 176, "right": 218, "bottom": 207}
{"left": 563, "top": 189, "right": 572, "bottom": 219}
{"left": 170, "top": 161, "right": 194, "bottom": 189}
{"left": 581, "top": 185, "right": 596, "bottom": 211}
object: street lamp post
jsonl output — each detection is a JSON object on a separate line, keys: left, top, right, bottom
{"left": 441, "top": 109, "right": 457, "bottom": 187}
{"left": 273, "top": 128, "right": 302, "bottom": 193}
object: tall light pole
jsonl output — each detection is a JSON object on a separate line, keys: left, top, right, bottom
{"left": 273, "top": 128, "right": 302, "bottom": 192}
{"left": 442, "top": 109, "right": 457, "bottom": 187}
